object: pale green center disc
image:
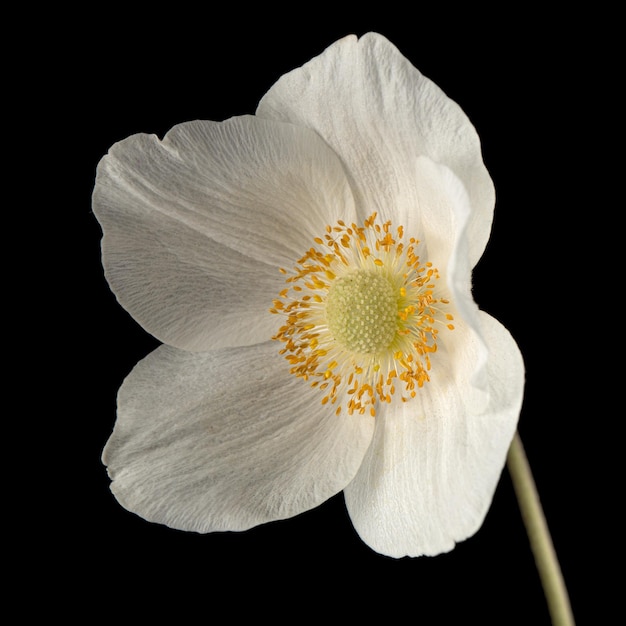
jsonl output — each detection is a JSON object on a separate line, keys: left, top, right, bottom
{"left": 325, "top": 270, "right": 398, "bottom": 354}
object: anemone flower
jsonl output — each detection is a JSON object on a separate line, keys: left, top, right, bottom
{"left": 94, "top": 32, "right": 525, "bottom": 558}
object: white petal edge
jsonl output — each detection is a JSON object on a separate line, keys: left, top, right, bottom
{"left": 344, "top": 312, "right": 524, "bottom": 558}
{"left": 401, "top": 156, "right": 491, "bottom": 413}
{"left": 103, "top": 341, "right": 375, "bottom": 532}
{"left": 257, "top": 32, "right": 495, "bottom": 267}
{"left": 93, "top": 115, "right": 356, "bottom": 351}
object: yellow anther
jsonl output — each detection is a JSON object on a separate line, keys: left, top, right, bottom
{"left": 270, "top": 212, "right": 454, "bottom": 417}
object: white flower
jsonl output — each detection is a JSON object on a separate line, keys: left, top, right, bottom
{"left": 93, "top": 33, "right": 524, "bottom": 558}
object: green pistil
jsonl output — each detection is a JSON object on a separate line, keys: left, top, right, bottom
{"left": 325, "top": 270, "right": 398, "bottom": 355}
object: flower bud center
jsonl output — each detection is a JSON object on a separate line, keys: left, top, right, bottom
{"left": 325, "top": 270, "right": 398, "bottom": 354}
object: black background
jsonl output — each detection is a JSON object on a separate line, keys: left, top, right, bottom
{"left": 39, "top": 5, "right": 611, "bottom": 623}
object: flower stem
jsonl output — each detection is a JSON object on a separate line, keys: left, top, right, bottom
{"left": 507, "top": 432, "right": 575, "bottom": 626}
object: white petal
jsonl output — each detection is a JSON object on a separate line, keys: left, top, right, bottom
{"left": 344, "top": 312, "right": 524, "bottom": 558}
{"left": 399, "top": 157, "right": 490, "bottom": 412}
{"left": 93, "top": 115, "right": 356, "bottom": 351}
{"left": 103, "top": 342, "right": 375, "bottom": 532}
{"left": 257, "top": 33, "right": 495, "bottom": 267}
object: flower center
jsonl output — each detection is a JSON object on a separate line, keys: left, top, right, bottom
{"left": 270, "top": 213, "right": 454, "bottom": 417}
{"left": 325, "top": 270, "right": 398, "bottom": 354}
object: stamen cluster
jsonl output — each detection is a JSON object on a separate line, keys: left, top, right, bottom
{"left": 270, "top": 213, "right": 454, "bottom": 416}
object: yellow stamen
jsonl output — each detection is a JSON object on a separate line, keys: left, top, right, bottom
{"left": 270, "top": 213, "right": 454, "bottom": 416}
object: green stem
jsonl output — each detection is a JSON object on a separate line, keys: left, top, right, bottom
{"left": 507, "top": 432, "right": 575, "bottom": 626}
